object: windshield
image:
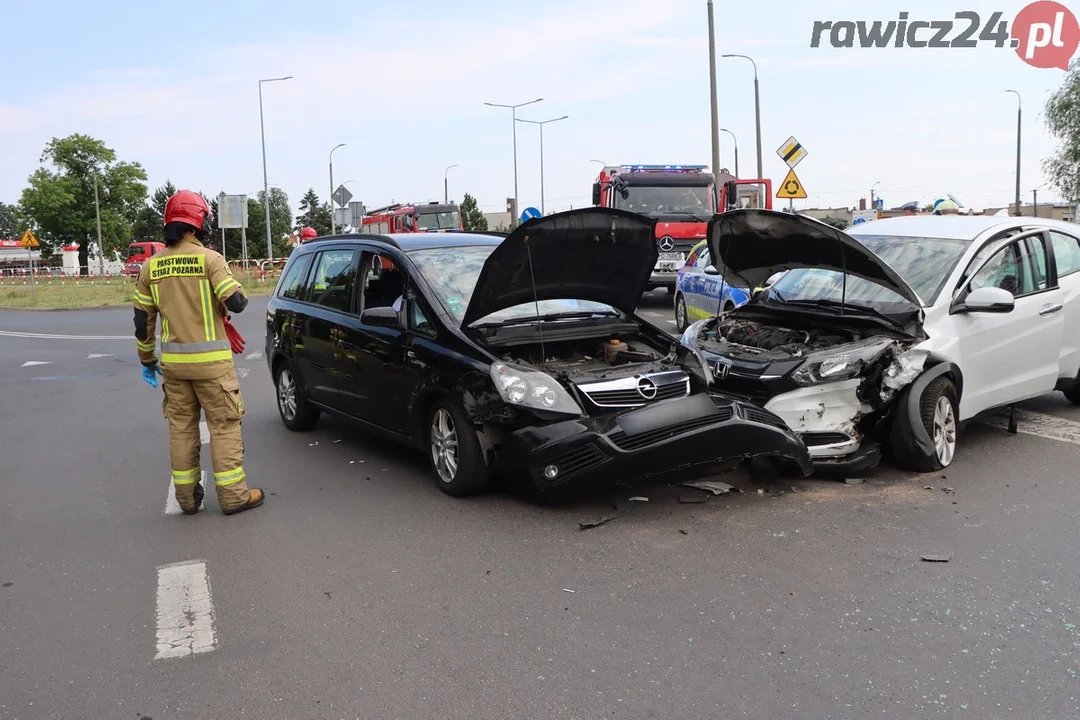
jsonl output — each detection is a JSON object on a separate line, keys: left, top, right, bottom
{"left": 128, "top": 246, "right": 145, "bottom": 258}
{"left": 415, "top": 211, "right": 461, "bottom": 231}
{"left": 408, "top": 246, "right": 618, "bottom": 324}
{"left": 613, "top": 185, "right": 714, "bottom": 216}
{"left": 768, "top": 235, "right": 970, "bottom": 310}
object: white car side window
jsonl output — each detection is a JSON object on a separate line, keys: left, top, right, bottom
{"left": 1050, "top": 231, "right": 1080, "bottom": 276}
{"left": 968, "top": 244, "right": 1023, "bottom": 295}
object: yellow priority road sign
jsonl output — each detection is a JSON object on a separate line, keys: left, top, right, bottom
{"left": 20, "top": 229, "right": 39, "bottom": 248}
{"left": 776, "top": 168, "right": 807, "bottom": 199}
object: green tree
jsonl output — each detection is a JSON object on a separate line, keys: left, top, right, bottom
{"left": 820, "top": 215, "right": 850, "bottom": 230}
{"left": 0, "top": 201, "right": 18, "bottom": 238}
{"left": 295, "top": 188, "right": 333, "bottom": 236}
{"left": 460, "top": 193, "right": 488, "bottom": 231}
{"left": 1044, "top": 59, "right": 1080, "bottom": 208}
{"left": 19, "top": 134, "right": 148, "bottom": 274}
{"left": 131, "top": 180, "right": 178, "bottom": 241}
{"left": 243, "top": 188, "right": 292, "bottom": 259}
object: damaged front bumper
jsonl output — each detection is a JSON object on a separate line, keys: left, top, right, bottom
{"left": 493, "top": 393, "right": 813, "bottom": 494}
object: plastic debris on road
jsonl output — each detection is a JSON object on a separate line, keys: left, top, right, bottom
{"left": 578, "top": 513, "right": 624, "bottom": 530}
{"left": 922, "top": 554, "right": 952, "bottom": 562}
{"left": 845, "top": 477, "right": 865, "bottom": 485}
{"left": 682, "top": 480, "right": 735, "bottom": 495}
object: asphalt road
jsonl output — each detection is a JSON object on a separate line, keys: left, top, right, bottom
{"left": 2, "top": 294, "right": 1080, "bottom": 719}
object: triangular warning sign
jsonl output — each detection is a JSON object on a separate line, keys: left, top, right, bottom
{"left": 19, "top": 229, "right": 39, "bottom": 248}
{"left": 776, "top": 168, "right": 807, "bottom": 199}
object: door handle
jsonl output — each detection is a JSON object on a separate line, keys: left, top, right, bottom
{"left": 1039, "top": 303, "right": 1064, "bottom": 316}
{"left": 406, "top": 350, "right": 417, "bottom": 360}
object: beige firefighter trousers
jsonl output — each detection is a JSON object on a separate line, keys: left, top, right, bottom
{"left": 162, "top": 368, "right": 254, "bottom": 512}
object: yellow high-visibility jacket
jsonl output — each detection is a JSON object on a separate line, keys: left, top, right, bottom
{"left": 133, "top": 237, "right": 244, "bottom": 380}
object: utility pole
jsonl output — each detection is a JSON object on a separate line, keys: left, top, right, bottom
{"left": 484, "top": 98, "right": 543, "bottom": 227}
{"left": 720, "top": 128, "right": 739, "bottom": 178}
{"left": 259, "top": 76, "right": 292, "bottom": 259}
{"left": 444, "top": 164, "right": 459, "bottom": 204}
{"left": 722, "top": 53, "right": 763, "bottom": 179}
{"left": 517, "top": 116, "right": 568, "bottom": 215}
{"left": 93, "top": 175, "right": 105, "bottom": 277}
{"left": 329, "top": 143, "right": 346, "bottom": 234}
{"left": 706, "top": 1, "right": 721, "bottom": 181}
{"left": 870, "top": 181, "right": 881, "bottom": 211}
{"left": 1005, "top": 90, "right": 1021, "bottom": 214}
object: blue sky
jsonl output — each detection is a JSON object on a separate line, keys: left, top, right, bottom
{"left": 0, "top": 0, "right": 1073, "bottom": 219}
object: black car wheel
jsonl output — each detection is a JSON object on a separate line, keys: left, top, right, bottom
{"left": 275, "top": 361, "right": 320, "bottom": 431}
{"left": 428, "top": 398, "right": 490, "bottom": 496}
{"left": 1063, "top": 371, "right": 1080, "bottom": 405}
{"left": 674, "top": 294, "right": 689, "bottom": 332}
{"left": 890, "top": 375, "right": 958, "bottom": 472}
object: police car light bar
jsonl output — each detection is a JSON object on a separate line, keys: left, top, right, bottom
{"left": 620, "top": 164, "right": 708, "bottom": 172}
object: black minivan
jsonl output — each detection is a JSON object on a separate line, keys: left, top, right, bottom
{"left": 265, "top": 207, "right": 811, "bottom": 498}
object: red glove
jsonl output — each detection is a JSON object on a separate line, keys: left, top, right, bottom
{"left": 222, "top": 314, "right": 246, "bottom": 354}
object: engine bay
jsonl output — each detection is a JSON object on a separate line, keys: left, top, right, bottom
{"left": 698, "top": 318, "right": 866, "bottom": 361}
{"left": 503, "top": 335, "right": 678, "bottom": 383}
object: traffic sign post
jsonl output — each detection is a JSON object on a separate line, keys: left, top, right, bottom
{"left": 776, "top": 136, "right": 807, "bottom": 168}
{"left": 776, "top": 168, "right": 807, "bottom": 200}
{"left": 20, "top": 230, "right": 38, "bottom": 300}
{"left": 520, "top": 206, "right": 542, "bottom": 223}
{"left": 332, "top": 185, "right": 353, "bottom": 208}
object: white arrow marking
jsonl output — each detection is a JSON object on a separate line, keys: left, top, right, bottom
{"left": 236, "top": 367, "right": 250, "bottom": 379}
{"left": 199, "top": 421, "right": 210, "bottom": 445}
{"left": 21, "top": 361, "right": 51, "bottom": 367}
{"left": 979, "top": 409, "right": 1080, "bottom": 446}
{"left": 154, "top": 560, "right": 217, "bottom": 659}
{"left": 87, "top": 353, "right": 113, "bottom": 359}
{"left": 245, "top": 351, "right": 263, "bottom": 361}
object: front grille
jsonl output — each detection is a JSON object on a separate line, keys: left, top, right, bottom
{"left": 532, "top": 443, "right": 608, "bottom": 489}
{"left": 740, "top": 406, "right": 790, "bottom": 430}
{"left": 578, "top": 371, "right": 690, "bottom": 409}
{"left": 608, "top": 406, "right": 734, "bottom": 452}
{"left": 801, "top": 432, "right": 853, "bottom": 447}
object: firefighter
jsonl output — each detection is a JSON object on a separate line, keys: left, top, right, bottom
{"left": 299, "top": 226, "right": 318, "bottom": 243}
{"left": 133, "top": 189, "right": 264, "bottom": 516}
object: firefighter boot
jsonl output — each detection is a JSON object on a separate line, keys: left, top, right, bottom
{"left": 194, "top": 372, "right": 265, "bottom": 515}
{"left": 163, "top": 376, "right": 203, "bottom": 515}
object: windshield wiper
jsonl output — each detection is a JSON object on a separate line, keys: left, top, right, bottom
{"left": 780, "top": 298, "right": 905, "bottom": 329}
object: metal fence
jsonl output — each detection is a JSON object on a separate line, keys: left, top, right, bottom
{"left": 0, "top": 259, "right": 290, "bottom": 286}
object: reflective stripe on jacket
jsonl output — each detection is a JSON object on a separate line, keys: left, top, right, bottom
{"left": 133, "top": 237, "right": 244, "bottom": 379}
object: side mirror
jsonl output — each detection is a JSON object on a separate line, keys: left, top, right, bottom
{"left": 750, "top": 288, "right": 768, "bottom": 302}
{"left": 361, "top": 305, "right": 400, "bottom": 327}
{"left": 704, "top": 264, "right": 721, "bottom": 276}
{"left": 591, "top": 183, "right": 601, "bottom": 205}
{"left": 724, "top": 180, "right": 738, "bottom": 209}
{"left": 955, "top": 286, "right": 1015, "bottom": 314}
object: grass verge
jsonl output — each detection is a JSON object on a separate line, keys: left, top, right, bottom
{"left": 0, "top": 273, "right": 276, "bottom": 309}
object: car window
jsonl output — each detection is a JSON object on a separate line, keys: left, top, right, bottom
{"left": 408, "top": 292, "right": 436, "bottom": 337}
{"left": 695, "top": 247, "right": 711, "bottom": 268}
{"left": 1050, "top": 231, "right": 1080, "bottom": 276}
{"left": 359, "top": 252, "right": 403, "bottom": 314}
{"left": 306, "top": 249, "right": 358, "bottom": 312}
{"left": 1027, "top": 235, "right": 1050, "bottom": 291}
{"left": 278, "top": 254, "right": 313, "bottom": 301}
{"left": 968, "top": 242, "right": 1034, "bottom": 296}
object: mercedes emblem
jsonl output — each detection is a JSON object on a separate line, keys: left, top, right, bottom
{"left": 658, "top": 236, "right": 675, "bottom": 252}
{"left": 636, "top": 377, "right": 658, "bottom": 399}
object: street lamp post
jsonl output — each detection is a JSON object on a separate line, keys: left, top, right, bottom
{"left": 871, "top": 181, "right": 881, "bottom": 210}
{"left": 93, "top": 174, "right": 105, "bottom": 277}
{"left": 484, "top": 98, "right": 543, "bottom": 226}
{"left": 517, "top": 116, "right": 568, "bottom": 215}
{"left": 719, "top": 128, "right": 739, "bottom": 178}
{"left": 258, "top": 75, "right": 293, "bottom": 259}
{"left": 1032, "top": 181, "right": 1049, "bottom": 218}
{"left": 444, "top": 164, "right": 459, "bottom": 204}
{"left": 722, "top": 54, "right": 762, "bottom": 179}
{"left": 707, "top": 1, "right": 721, "bottom": 181}
{"left": 329, "top": 143, "right": 346, "bottom": 235}
{"left": 1004, "top": 90, "right": 1021, "bottom": 215}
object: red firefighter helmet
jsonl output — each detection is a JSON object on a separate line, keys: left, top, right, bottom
{"left": 299, "top": 226, "right": 318, "bottom": 241}
{"left": 164, "top": 190, "right": 213, "bottom": 234}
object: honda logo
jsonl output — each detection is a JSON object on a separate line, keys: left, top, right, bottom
{"left": 658, "top": 236, "right": 675, "bottom": 252}
{"left": 713, "top": 361, "right": 730, "bottom": 380}
{"left": 636, "top": 377, "right": 658, "bottom": 399}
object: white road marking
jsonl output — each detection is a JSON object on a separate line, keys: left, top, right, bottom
{"left": 164, "top": 471, "right": 207, "bottom": 515}
{"left": 21, "top": 361, "right": 51, "bottom": 367}
{"left": 87, "top": 353, "right": 113, "bottom": 359}
{"left": 979, "top": 409, "right": 1080, "bottom": 446}
{"left": 236, "top": 367, "right": 250, "bottom": 379}
{"left": 245, "top": 351, "right": 263, "bottom": 361}
{"left": 666, "top": 320, "right": 677, "bottom": 326}
{"left": 199, "top": 421, "right": 209, "bottom": 445}
{"left": 0, "top": 330, "right": 130, "bottom": 340}
{"left": 154, "top": 560, "right": 217, "bottom": 659}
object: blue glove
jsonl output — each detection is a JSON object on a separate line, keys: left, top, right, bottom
{"left": 141, "top": 364, "right": 163, "bottom": 388}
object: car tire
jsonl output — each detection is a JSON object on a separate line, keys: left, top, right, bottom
{"left": 665, "top": 286, "right": 675, "bottom": 295}
{"left": 274, "top": 360, "right": 320, "bottom": 431}
{"left": 889, "top": 375, "right": 959, "bottom": 472}
{"left": 674, "top": 294, "right": 689, "bottom": 332}
{"left": 427, "top": 397, "right": 491, "bottom": 496}
{"left": 1063, "top": 373, "right": 1080, "bottom": 405}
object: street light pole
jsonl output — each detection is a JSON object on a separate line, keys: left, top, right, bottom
{"left": 1004, "top": 90, "right": 1021, "bottom": 215}
{"left": 871, "top": 181, "right": 881, "bottom": 210}
{"left": 707, "top": 1, "right": 721, "bottom": 180}
{"left": 93, "top": 174, "right": 104, "bottom": 277}
{"left": 722, "top": 54, "right": 762, "bottom": 179}
{"left": 259, "top": 75, "right": 293, "bottom": 259}
{"left": 444, "top": 164, "right": 459, "bottom": 204}
{"left": 517, "top": 116, "right": 568, "bottom": 215}
{"left": 720, "top": 128, "right": 739, "bottom": 178}
{"left": 329, "top": 143, "right": 346, "bottom": 234}
{"left": 485, "top": 98, "right": 543, "bottom": 227}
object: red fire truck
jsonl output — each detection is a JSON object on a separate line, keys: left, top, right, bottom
{"left": 592, "top": 165, "right": 772, "bottom": 293}
{"left": 360, "top": 201, "right": 463, "bottom": 234}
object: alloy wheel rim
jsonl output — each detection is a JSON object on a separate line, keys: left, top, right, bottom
{"left": 932, "top": 395, "right": 956, "bottom": 466}
{"left": 278, "top": 369, "right": 297, "bottom": 421}
{"left": 676, "top": 297, "right": 686, "bottom": 328}
{"left": 430, "top": 408, "right": 459, "bottom": 483}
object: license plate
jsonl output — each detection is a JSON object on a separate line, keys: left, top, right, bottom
{"left": 658, "top": 262, "right": 678, "bottom": 271}
{"left": 659, "top": 252, "right": 684, "bottom": 261}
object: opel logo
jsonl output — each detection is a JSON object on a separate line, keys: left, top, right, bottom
{"left": 713, "top": 361, "right": 730, "bottom": 379}
{"left": 658, "top": 236, "right": 675, "bottom": 252}
{"left": 637, "top": 377, "right": 658, "bottom": 399}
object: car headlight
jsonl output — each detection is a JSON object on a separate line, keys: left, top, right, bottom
{"left": 791, "top": 339, "right": 895, "bottom": 387}
{"left": 490, "top": 361, "right": 583, "bottom": 415}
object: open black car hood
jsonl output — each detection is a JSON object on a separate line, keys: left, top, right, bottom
{"left": 460, "top": 207, "right": 658, "bottom": 327}
{"left": 707, "top": 209, "right": 922, "bottom": 306}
